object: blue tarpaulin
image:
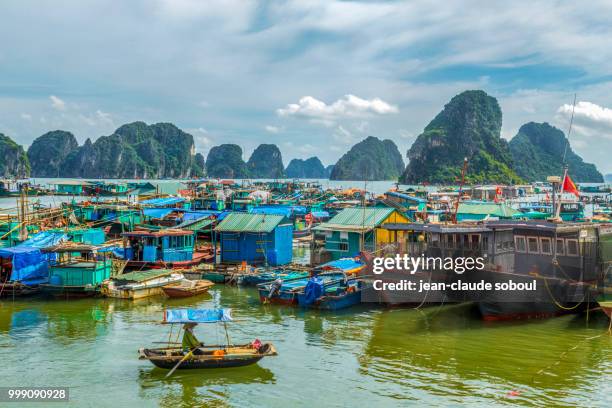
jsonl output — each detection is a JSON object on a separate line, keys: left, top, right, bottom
{"left": 140, "top": 197, "right": 186, "bottom": 207}
{"left": 385, "top": 191, "right": 427, "bottom": 204}
{"left": 0, "top": 246, "right": 49, "bottom": 285}
{"left": 322, "top": 258, "right": 364, "bottom": 272}
{"left": 250, "top": 205, "right": 308, "bottom": 217}
{"left": 302, "top": 277, "right": 324, "bottom": 305}
{"left": 143, "top": 208, "right": 174, "bottom": 219}
{"left": 181, "top": 211, "right": 216, "bottom": 222}
{"left": 164, "top": 309, "right": 233, "bottom": 324}
{"left": 310, "top": 211, "right": 330, "bottom": 219}
{"left": 19, "top": 232, "right": 67, "bottom": 248}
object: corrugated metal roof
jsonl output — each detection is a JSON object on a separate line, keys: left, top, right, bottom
{"left": 215, "top": 213, "right": 285, "bottom": 233}
{"left": 323, "top": 207, "right": 395, "bottom": 227}
{"left": 178, "top": 217, "right": 214, "bottom": 231}
{"left": 313, "top": 207, "right": 396, "bottom": 232}
{"left": 458, "top": 202, "right": 520, "bottom": 217}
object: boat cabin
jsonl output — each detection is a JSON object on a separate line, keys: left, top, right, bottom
{"left": 40, "top": 243, "right": 112, "bottom": 294}
{"left": 121, "top": 229, "right": 196, "bottom": 264}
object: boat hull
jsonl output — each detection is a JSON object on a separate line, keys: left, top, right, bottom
{"left": 139, "top": 343, "right": 277, "bottom": 370}
{"left": 39, "top": 285, "right": 99, "bottom": 299}
{"left": 162, "top": 281, "right": 213, "bottom": 298}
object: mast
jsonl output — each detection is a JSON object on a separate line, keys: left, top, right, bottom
{"left": 554, "top": 94, "right": 577, "bottom": 220}
{"left": 452, "top": 157, "right": 468, "bottom": 224}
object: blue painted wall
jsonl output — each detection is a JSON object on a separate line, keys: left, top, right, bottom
{"left": 219, "top": 224, "right": 293, "bottom": 266}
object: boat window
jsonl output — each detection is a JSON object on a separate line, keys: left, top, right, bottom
{"left": 540, "top": 237, "right": 552, "bottom": 255}
{"left": 339, "top": 242, "right": 348, "bottom": 251}
{"left": 515, "top": 236, "right": 526, "bottom": 253}
{"left": 555, "top": 238, "right": 565, "bottom": 256}
{"left": 566, "top": 239, "right": 579, "bottom": 256}
{"left": 527, "top": 237, "right": 539, "bottom": 253}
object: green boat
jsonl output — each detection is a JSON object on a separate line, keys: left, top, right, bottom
{"left": 39, "top": 243, "right": 113, "bottom": 298}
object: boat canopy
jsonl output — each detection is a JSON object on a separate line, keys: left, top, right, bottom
{"left": 164, "top": 308, "right": 233, "bottom": 324}
{"left": 0, "top": 246, "right": 48, "bottom": 285}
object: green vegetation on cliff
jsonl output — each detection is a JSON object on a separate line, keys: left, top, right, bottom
{"left": 0, "top": 133, "right": 30, "bottom": 178}
{"left": 330, "top": 136, "right": 404, "bottom": 181}
{"left": 400, "top": 90, "right": 522, "bottom": 184}
{"left": 509, "top": 122, "right": 603, "bottom": 182}
{"left": 206, "top": 144, "right": 249, "bottom": 178}
{"left": 247, "top": 144, "right": 285, "bottom": 178}
{"left": 29, "top": 122, "right": 203, "bottom": 178}
{"left": 27, "top": 130, "right": 79, "bottom": 177}
{"left": 285, "top": 156, "right": 326, "bottom": 178}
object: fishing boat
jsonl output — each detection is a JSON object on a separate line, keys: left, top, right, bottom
{"left": 162, "top": 279, "right": 214, "bottom": 298}
{"left": 257, "top": 271, "right": 346, "bottom": 305}
{"left": 240, "top": 267, "right": 310, "bottom": 286}
{"left": 297, "top": 276, "right": 364, "bottom": 310}
{"left": 39, "top": 243, "right": 113, "bottom": 298}
{"left": 101, "top": 269, "right": 185, "bottom": 299}
{"left": 138, "top": 308, "right": 277, "bottom": 371}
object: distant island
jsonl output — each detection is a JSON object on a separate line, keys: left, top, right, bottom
{"left": 1, "top": 90, "right": 606, "bottom": 183}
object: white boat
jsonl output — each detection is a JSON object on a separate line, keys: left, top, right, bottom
{"left": 101, "top": 269, "right": 185, "bottom": 299}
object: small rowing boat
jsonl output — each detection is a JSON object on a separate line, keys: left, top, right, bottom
{"left": 139, "top": 343, "right": 277, "bottom": 369}
{"left": 139, "top": 308, "right": 277, "bottom": 373}
{"left": 162, "top": 279, "right": 214, "bottom": 298}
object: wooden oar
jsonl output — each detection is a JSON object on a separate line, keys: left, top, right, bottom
{"left": 165, "top": 348, "right": 195, "bottom": 378}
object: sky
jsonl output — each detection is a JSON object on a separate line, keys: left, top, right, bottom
{"left": 1, "top": 0, "right": 612, "bottom": 174}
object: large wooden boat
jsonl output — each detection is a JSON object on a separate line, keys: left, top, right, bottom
{"left": 161, "top": 279, "right": 214, "bottom": 298}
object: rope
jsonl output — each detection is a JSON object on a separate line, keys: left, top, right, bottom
{"left": 542, "top": 275, "right": 585, "bottom": 311}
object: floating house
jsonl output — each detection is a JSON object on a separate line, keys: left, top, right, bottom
{"left": 313, "top": 207, "right": 409, "bottom": 261}
{"left": 456, "top": 202, "right": 521, "bottom": 221}
{"left": 53, "top": 180, "right": 92, "bottom": 195}
{"left": 121, "top": 229, "right": 211, "bottom": 269}
{"left": 215, "top": 212, "right": 293, "bottom": 266}
{"left": 40, "top": 243, "right": 113, "bottom": 298}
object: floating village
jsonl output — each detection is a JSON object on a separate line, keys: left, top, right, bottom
{"left": 0, "top": 171, "right": 611, "bottom": 374}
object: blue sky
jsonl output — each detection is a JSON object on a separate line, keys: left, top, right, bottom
{"left": 1, "top": 0, "right": 612, "bottom": 173}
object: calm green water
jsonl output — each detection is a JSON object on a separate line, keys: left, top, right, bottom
{"left": 1, "top": 288, "right": 610, "bottom": 407}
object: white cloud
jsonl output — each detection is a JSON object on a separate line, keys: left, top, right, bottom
{"left": 277, "top": 95, "right": 398, "bottom": 122}
{"left": 49, "top": 95, "right": 66, "bottom": 111}
{"left": 265, "top": 125, "right": 280, "bottom": 133}
{"left": 20, "top": 113, "right": 32, "bottom": 121}
{"left": 557, "top": 101, "right": 612, "bottom": 139}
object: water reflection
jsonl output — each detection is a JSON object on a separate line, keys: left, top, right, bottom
{"left": 359, "top": 305, "right": 611, "bottom": 404}
{"left": 138, "top": 365, "right": 275, "bottom": 407}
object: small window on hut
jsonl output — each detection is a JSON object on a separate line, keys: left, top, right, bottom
{"left": 527, "top": 237, "right": 539, "bottom": 253}
{"left": 566, "top": 239, "right": 579, "bottom": 256}
{"left": 555, "top": 239, "right": 565, "bottom": 256}
{"left": 540, "top": 237, "right": 552, "bottom": 255}
{"left": 515, "top": 236, "right": 526, "bottom": 253}
{"left": 339, "top": 242, "right": 349, "bottom": 251}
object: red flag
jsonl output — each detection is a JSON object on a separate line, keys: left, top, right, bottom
{"left": 562, "top": 174, "right": 580, "bottom": 197}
